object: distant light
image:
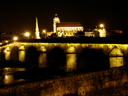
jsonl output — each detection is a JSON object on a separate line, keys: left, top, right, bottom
{"left": 6, "top": 40, "right": 8, "bottom": 43}
{"left": 0, "top": 43, "right": 2, "bottom": 45}
{"left": 42, "top": 29, "right": 46, "bottom": 33}
{"left": 4, "top": 50, "right": 7, "bottom": 53}
{"left": 25, "top": 32, "right": 30, "bottom": 36}
{"left": 100, "top": 24, "right": 104, "bottom": 28}
{"left": 25, "top": 32, "right": 30, "bottom": 39}
{"left": 13, "top": 37, "right": 18, "bottom": 41}
{"left": 120, "top": 31, "right": 122, "bottom": 33}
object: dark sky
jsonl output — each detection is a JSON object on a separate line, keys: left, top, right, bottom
{"left": 0, "top": 0, "right": 128, "bottom": 32}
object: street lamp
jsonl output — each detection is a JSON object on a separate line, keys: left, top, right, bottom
{"left": 100, "top": 24, "right": 104, "bottom": 28}
{"left": 13, "top": 36, "right": 18, "bottom": 41}
{"left": 42, "top": 29, "right": 47, "bottom": 38}
{"left": 5, "top": 40, "right": 8, "bottom": 43}
{"left": 25, "top": 32, "right": 30, "bottom": 39}
{"left": 43, "top": 30, "right": 46, "bottom": 33}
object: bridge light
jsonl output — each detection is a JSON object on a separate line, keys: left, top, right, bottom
{"left": 13, "top": 37, "right": 18, "bottom": 41}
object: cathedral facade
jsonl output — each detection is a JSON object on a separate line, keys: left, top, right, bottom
{"left": 53, "top": 14, "right": 84, "bottom": 37}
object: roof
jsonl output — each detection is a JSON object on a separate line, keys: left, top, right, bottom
{"left": 56, "top": 22, "right": 82, "bottom": 27}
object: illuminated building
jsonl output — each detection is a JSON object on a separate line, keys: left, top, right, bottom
{"left": 98, "top": 24, "right": 106, "bottom": 37}
{"left": 84, "top": 32, "right": 95, "bottom": 37}
{"left": 53, "top": 14, "right": 84, "bottom": 37}
{"left": 92, "top": 25, "right": 106, "bottom": 37}
{"left": 35, "top": 17, "right": 41, "bottom": 39}
{"left": 98, "top": 28, "right": 106, "bottom": 37}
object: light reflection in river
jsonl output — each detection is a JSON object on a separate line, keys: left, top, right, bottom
{"left": 66, "top": 54, "right": 77, "bottom": 72}
{"left": 0, "top": 68, "right": 26, "bottom": 85}
{"left": 4, "top": 74, "right": 14, "bottom": 84}
{"left": 3, "top": 74, "right": 26, "bottom": 84}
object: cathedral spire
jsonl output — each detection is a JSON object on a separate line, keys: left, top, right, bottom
{"left": 35, "top": 17, "right": 39, "bottom": 32}
{"left": 35, "top": 17, "right": 41, "bottom": 39}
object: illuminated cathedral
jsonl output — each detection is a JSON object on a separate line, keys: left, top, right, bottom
{"left": 53, "top": 14, "right": 84, "bottom": 37}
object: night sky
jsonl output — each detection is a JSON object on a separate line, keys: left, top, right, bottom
{"left": 0, "top": 0, "right": 128, "bottom": 32}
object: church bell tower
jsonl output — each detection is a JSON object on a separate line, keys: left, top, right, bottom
{"left": 53, "top": 14, "right": 60, "bottom": 33}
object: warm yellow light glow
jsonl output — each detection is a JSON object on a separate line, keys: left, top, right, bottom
{"left": 100, "top": 24, "right": 104, "bottom": 28}
{"left": 4, "top": 74, "right": 14, "bottom": 84}
{"left": 6, "top": 40, "right": 8, "bottom": 43}
{"left": 40, "top": 46, "right": 46, "bottom": 52}
{"left": 66, "top": 54, "right": 77, "bottom": 72}
{"left": 67, "top": 46, "right": 76, "bottom": 53}
{"left": 19, "top": 50, "right": 25, "bottom": 62}
{"left": 0, "top": 43, "right": 2, "bottom": 45}
{"left": 110, "top": 57, "right": 123, "bottom": 68}
{"left": 43, "top": 30, "right": 46, "bottom": 33}
{"left": 25, "top": 32, "right": 30, "bottom": 36}
{"left": 13, "top": 37, "right": 18, "bottom": 41}
{"left": 109, "top": 47, "right": 123, "bottom": 68}
{"left": 4, "top": 50, "right": 7, "bottom": 53}
{"left": 35, "top": 17, "right": 41, "bottom": 39}
{"left": 98, "top": 29, "right": 106, "bottom": 37}
{"left": 109, "top": 47, "right": 123, "bottom": 56}
{"left": 25, "top": 32, "right": 30, "bottom": 39}
{"left": 57, "top": 27, "right": 84, "bottom": 37}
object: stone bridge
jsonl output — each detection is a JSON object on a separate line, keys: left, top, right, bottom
{"left": 0, "top": 38, "right": 128, "bottom": 71}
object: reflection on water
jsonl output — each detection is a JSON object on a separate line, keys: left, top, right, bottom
{"left": 3, "top": 74, "right": 25, "bottom": 84}
{"left": 39, "top": 53, "right": 47, "bottom": 68}
{"left": 66, "top": 54, "right": 77, "bottom": 72}
{"left": 0, "top": 68, "right": 26, "bottom": 85}
{"left": 4, "top": 67, "right": 26, "bottom": 72}
{"left": 110, "top": 57, "right": 123, "bottom": 68}
{"left": 4, "top": 74, "right": 14, "bottom": 84}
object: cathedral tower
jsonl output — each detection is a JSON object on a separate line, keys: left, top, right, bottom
{"left": 53, "top": 14, "right": 60, "bottom": 33}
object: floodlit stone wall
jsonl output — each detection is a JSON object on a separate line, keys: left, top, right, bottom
{"left": 0, "top": 66, "right": 128, "bottom": 96}
{"left": 1, "top": 42, "right": 128, "bottom": 70}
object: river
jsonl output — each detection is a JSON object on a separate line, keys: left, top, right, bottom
{"left": 0, "top": 68, "right": 26, "bottom": 85}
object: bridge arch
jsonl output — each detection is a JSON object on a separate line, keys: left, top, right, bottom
{"left": 10, "top": 46, "right": 19, "bottom": 61}
{"left": 109, "top": 46, "right": 123, "bottom": 68}
{"left": 77, "top": 48, "right": 109, "bottom": 72}
{"left": 47, "top": 47, "right": 66, "bottom": 70}
{"left": 25, "top": 46, "right": 38, "bottom": 67}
